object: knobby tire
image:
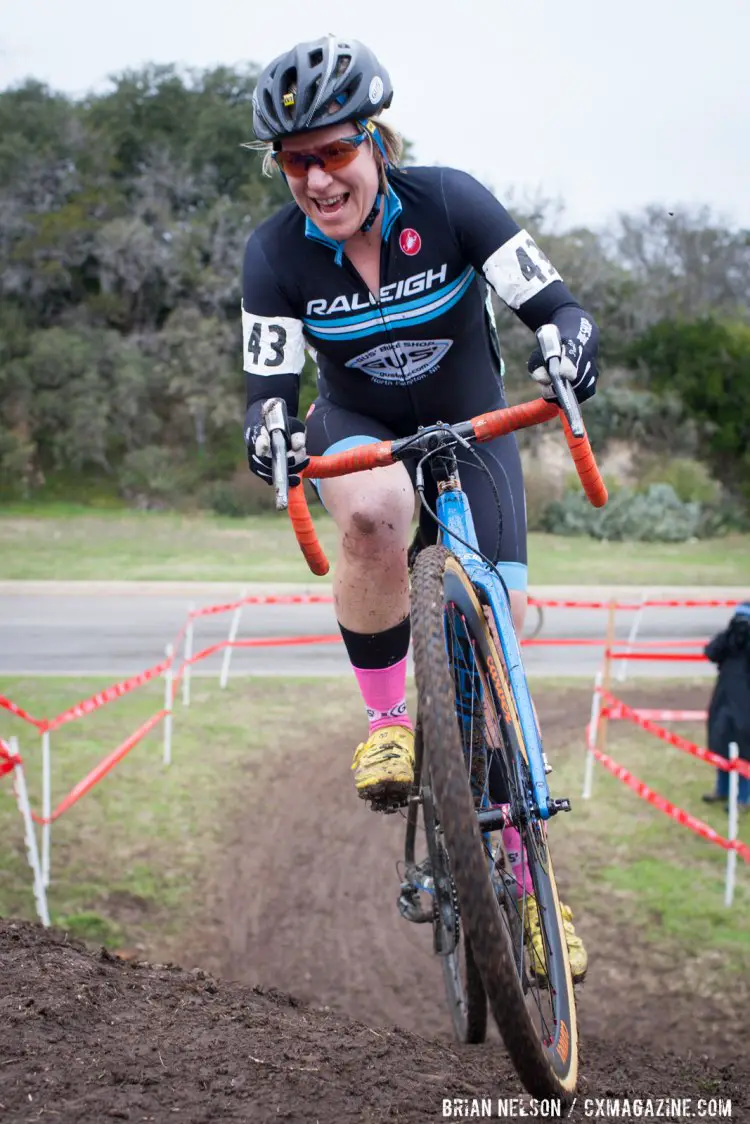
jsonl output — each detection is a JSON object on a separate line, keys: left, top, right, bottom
{"left": 410, "top": 545, "right": 578, "bottom": 1100}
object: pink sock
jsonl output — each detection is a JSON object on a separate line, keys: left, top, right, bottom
{"left": 353, "top": 656, "right": 413, "bottom": 733}
{"left": 502, "top": 826, "right": 534, "bottom": 898}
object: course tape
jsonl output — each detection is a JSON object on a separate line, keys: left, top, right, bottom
{"left": 189, "top": 594, "right": 335, "bottom": 618}
{"left": 607, "top": 650, "right": 707, "bottom": 662}
{"left": 44, "top": 658, "right": 172, "bottom": 733}
{"left": 29, "top": 710, "right": 168, "bottom": 826}
{"left": 529, "top": 597, "right": 740, "bottom": 611}
{"left": 523, "top": 637, "right": 709, "bottom": 649}
{"left": 0, "top": 739, "right": 16, "bottom": 778}
{"left": 625, "top": 708, "right": 707, "bottom": 722}
{"left": 592, "top": 745, "right": 750, "bottom": 864}
{"left": 601, "top": 691, "right": 750, "bottom": 779}
{"left": 0, "top": 695, "right": 45, "bottom": 730}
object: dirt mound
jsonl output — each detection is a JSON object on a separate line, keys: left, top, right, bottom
{"left": 2, "top": 919, "right": 747, "bottom": 1123}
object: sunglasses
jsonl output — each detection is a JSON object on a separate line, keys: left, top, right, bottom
{"left": 273, "top": 130, "right": 368, "bottom": 178}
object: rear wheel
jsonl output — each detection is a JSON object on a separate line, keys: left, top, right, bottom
{"left": 411, "top": 545, "right": 578, "bottom": 1100}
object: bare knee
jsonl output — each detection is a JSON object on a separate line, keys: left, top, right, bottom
{"left": 322, "top": 466, "right": 414, "bottom": 562}
{"left": 342, "top": 495, "right": 411, "bottom": 560}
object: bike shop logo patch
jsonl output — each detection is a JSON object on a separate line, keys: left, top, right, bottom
{"left": 399, "top": 228, "right": 422, "bottom": 256}
{"left": 346, "top": 339, "right": 453, "bottom": 384}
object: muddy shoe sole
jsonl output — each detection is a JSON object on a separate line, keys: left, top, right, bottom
{"left": 357, "top": 779, "right": 414, "bottom": 813}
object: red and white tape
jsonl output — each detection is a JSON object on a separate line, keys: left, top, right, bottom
{"left": 601, "top": 690, "right": 750, "bottom": 779}
{"left": 30, "top": 710, "right": 168, "bottom": 826}
{"left": 592, "top": 745, "right": 750, "bottom": 864}
{"left": 0, "top": 695, "right": 44, "bottom": 729}
{"left": 0, "top": 739, "right": 16, "bottom": 778}
{"left": 44, "top": 658, "right": 172, "bottom": 733}
{"left": 189, "top": 593, "right": 334, "bottom": 619}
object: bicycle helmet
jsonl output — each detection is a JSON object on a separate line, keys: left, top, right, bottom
{"left": 252, "top": 35, "right": 393, "bottom": 142}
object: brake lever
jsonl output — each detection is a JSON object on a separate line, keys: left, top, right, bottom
{"left": 262, "top": 397, "right": 290, "bottom": 511}
{"left": 535, "top": 324, "right": 585, "bottom": 438}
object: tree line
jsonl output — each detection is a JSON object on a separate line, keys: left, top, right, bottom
{"left": 1, "top": 65, "right": 748, "bottom": 507}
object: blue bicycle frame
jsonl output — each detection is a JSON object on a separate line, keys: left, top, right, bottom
{"left": 436, "top": 486, "right": 552, "bottom": 821}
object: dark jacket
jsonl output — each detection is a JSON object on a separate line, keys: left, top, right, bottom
{"left": 705, "top": 611, "right": 750, "bottom": 758}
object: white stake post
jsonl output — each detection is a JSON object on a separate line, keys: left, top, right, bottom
{"left": 582, "top": 670, "right": 603, "bottom": 800}
{"left": 41, "top": 729, "right": 51, "bottom": 887}
{"left": 220, "top": 587, "right": 247, "bottom": 689}
{"left": 182, "top": 603, "right": 195, "bottom": 707}
{"left": 724, "top": 742, "right": 739, "bottom": 908}
{"left": 163, "top": 643, "right": 174, "bottom": 766}
{"left": 9, "top": 737, "right": 50, "bottom": 927}
{"left": 617, "top": 589, "right": 647, "bottom": 682}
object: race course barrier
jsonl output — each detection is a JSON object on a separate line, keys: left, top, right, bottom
{"left": 1, "top": 590, "right": 743, "bottom": 922}
{"left": 0, "top": 592, "right": 343, "bottom": 915}
{"left": 583, "top": 634, "right": 748, "bottom": 907}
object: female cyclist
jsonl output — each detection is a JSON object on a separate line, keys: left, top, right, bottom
{"left": 243, "top": 35, "right": 599, "bottom": 980}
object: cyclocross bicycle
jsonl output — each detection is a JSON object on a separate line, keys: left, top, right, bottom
{"left": 263, "top": 325, "right": 607, "bottom": 1102}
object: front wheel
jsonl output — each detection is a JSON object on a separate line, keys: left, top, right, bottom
{"left": 420, "top": 746, "right": 487, "bottom": 1044}
{"left": 410, "top": 545, "right": 578, "bottom": 1100}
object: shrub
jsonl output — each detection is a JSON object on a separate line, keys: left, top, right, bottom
{"left": 581, "top": 387, "right": 700, "bottom": 456}
{"left": 637, "top": 457, "right": 720, "bottom": 504}
{"left": 118, "top": 446, "right": 187, "bottom": 508}
{"left": 200, "top": 471, "right": 276, "bottom": 517}
{"left": 542, "top": 483, "right": 705, "bottom": 542}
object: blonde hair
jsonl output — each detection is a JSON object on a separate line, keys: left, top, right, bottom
{"left": 243, "top": 118, "right": 404, "bottom": 193}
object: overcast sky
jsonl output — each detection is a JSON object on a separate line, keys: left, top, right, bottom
{"left": 2, "top": 0, "right": 748, "bottom": 231}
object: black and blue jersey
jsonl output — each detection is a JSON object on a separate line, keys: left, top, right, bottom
{"left": 240, "top": 164, "right": 599, "bottom": 590}
{"left": 241, "top": 164, "right": 599, "bottom": 435}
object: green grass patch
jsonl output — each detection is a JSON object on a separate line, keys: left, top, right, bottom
{"left": 0, "top": 509, "right": 748, "bottom": 583}
{"left": 0, "top": 675, "right": 362, "bottom": 956}
{"left": 549, "top": 715, "right": 750, "bottom": 978}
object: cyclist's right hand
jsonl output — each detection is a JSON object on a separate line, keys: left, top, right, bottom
{"left": 245, "top": 412, "right": 309, "bottom": 488}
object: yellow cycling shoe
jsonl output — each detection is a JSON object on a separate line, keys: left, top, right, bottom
{"left": 352, "top": 725, "right": 415, "bottom": 807}
{"left": 524, "top": 895, "right": 588, "bottom": 985}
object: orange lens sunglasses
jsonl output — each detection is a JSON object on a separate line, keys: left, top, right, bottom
{"left": 273, "top": 130, "right": 368, "bottom": 178}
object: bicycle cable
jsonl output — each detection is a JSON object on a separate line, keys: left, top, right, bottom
{"left": 453, "top": 440, "right": 503, "bottom": 566}
{"left": 413, "top": 442, "right": 513, "bottom": 608}
{"left": 405, "top": 422, "right": 504, "bottom": 575}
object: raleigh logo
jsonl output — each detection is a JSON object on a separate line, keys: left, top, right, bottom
{"left": 346, "top": 339, "right": 453, "bottom": 384}
{"left": 306, "top": 264, "right": 448, "bottom": 317}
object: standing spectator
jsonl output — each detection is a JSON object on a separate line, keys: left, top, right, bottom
{"left": 702, "top": 603, "right": 750, "bottom": 811}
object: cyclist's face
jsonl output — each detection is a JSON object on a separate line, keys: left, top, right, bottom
{"left": 280, "top": 123, "right": 380, "bottom": 240}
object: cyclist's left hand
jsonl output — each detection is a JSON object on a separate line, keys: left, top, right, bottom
{"left": 527, "top": 337, "right": 598, "bottom": 404}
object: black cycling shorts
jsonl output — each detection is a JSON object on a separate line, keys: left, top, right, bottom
{"left": 305, "top": 397, "right": 527, "bottom": 592}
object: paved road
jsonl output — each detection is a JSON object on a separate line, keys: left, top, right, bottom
{"left": 0, "top": 582, "right": 739, "bottom": 680}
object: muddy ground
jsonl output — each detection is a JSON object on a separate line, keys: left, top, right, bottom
{"left": 2, "top": 686, "right": 748, "bottom": 1122}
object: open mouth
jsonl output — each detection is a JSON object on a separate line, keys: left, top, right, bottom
{"left": 313, "top": 193, "right": 349, "bottom": 217}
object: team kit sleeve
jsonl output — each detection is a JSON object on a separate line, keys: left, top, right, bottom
{"left": 440, "top": 166, "right": 600, "bottom": 400}
{"left": 241, "top": 232, "right": 307, "bottom": 440}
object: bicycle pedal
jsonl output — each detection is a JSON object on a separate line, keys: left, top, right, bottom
{"left": 362, "top": 791, "right": 411, "bottom": 814}
{"left": 359, "top": 781, "right": 415, "bottom": 813}
{"left": 548, "top": 797, "right": 572, "bottom": 815}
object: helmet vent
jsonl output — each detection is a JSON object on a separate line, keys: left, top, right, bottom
{"left": 308, "top": 48, "right": 323, "bottom": 67}
{"left": 301, "top": 76, "right": 321, "bottom": 116}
